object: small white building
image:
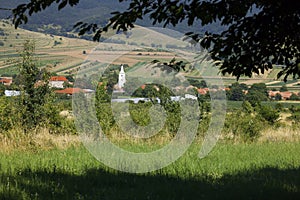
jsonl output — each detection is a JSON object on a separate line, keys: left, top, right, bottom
{"left": 184, "top": 94, "right": 198, "bottom": 100}
{"left": 49, "top": 76, "right": 68, "bottom": 88}
{"left": 5, "top": 90, "right": 21, "bottom": 97}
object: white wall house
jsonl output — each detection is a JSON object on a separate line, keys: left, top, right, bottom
{"left": 5, "top": 90, "right": 21, "bottom": 97}
{"left": 49, "top": 76, "right": 68, "bottom": 88}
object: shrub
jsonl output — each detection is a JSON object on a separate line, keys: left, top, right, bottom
{"left": 289, "top": 93, "right": 299, "bottom": 100}
{"left": 257, "top": 105, "right": 280, "bottom": 124}
{"left": 224, "top": 110, "right": 263, "bottom": 142}
{"left": 279, "top": 85, "right": 288, "bottom": 92}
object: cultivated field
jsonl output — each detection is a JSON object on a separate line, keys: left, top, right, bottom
{"left": 2, "top": 21, "right": 300, "bottom": 89}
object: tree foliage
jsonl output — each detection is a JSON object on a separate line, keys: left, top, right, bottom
{"left": 245, "top": 83, "right": 269, "bottom": 106}
{"left": 10, "top": 0, "right": 300, "bottom": 80}
{"left": 228, "top": 82, "right": 247, "bottom": 101}
{"left": 18, "top": 40, "right": 54, "bottom": 129}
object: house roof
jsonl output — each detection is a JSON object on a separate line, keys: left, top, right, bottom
{"left": 55, "top": 88, "right": 83, "bottom": 95}
{"left": 280, "top": 91, "right": 292, "bottom": 99}
{"left": 140, "top": 84, "right": 146, "bottom": 90}
{"left": 50, "top": 76, "right": 68, "bottom": 82}
{"left": 268, "top": 90, "right": 297, "bottom": 99}
{"left": 268, "top": 91, "right": 280, "bottom": 97}
{"left": 0, "top": 78, "right": 12, "bottom": 83}
{"left": 197, "top": 88, "right": 207, "bottom": 95}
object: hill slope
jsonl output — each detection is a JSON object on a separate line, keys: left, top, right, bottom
{"left": 0, "top": 0, "right": 225, "bottom": 38}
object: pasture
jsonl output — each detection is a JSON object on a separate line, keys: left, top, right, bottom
{"left": 0, "top": 140, "right": 299, "bottom": 200}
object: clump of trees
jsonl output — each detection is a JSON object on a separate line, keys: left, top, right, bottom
{"left": 0, "top": 40, "right": 75, "bottom": 134}
{"left": 224, "top": 101, "right": 280, "bottom": 142}
{"left": 95, "top": 80, "right": 285, "bottom": 143}
{"left": 227, "top": 82, "right": 270, "bottom": 106}
{"left": 227, "top": 82, "right": 248, "bottom": 101}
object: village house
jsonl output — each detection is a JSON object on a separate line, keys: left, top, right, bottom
{"left": 197, "top": 88, "right": 209, "bottom": 95}
{"left": 54, "top": 87, "right": 94, "bottom": 97}
{"left": 268, "top": 90, "right": 298, "bottom": 100}
{"left": 4, "top": 90, "right": 21, "bottom": 97}
{"left": 54, "top": 88, "right": 83, "bottom": 96}
{"left": 0, "top": 77, "right": 13, "bottom": 86}
{"left": 49, "top": 76, "right": 68, "bottom": 88}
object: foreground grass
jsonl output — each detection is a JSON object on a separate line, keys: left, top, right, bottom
{"left": 0, "top": 141, "right": 299, "bottom": 200}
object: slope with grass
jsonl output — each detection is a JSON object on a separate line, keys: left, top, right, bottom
{"left": 1, "top": 20, "right": 299, "bottom": 89}
{"left": 0, "top": 21, "right": 96, "bottom": 76}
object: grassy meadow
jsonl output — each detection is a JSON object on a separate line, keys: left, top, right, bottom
{"left": 0, "top": 128, "right": 299, "bottom": 200}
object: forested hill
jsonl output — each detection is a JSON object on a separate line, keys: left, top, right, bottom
{"left": 0, "top": 0, "right": 225, "bottom": 39}
{"left": 0, "top": 0, "right": 124, "bottom": 36}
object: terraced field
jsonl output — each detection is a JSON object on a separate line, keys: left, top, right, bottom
{"left": 0, "top": 20, "right": 299, "bottom": 90}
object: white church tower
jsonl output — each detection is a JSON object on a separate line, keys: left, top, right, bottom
{"left": 118, "top": 64, "right": 126, "bottom": 88}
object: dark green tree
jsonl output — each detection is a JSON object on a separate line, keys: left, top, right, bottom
{"left": 106, "top": 71, "right": 118, "bottom": 93}
{"left": 289, "top": 93, "right": 300, "bottom": 100}
{"left": 275, "top": 93, "right": 282, "bottom": 101}
{"left": 10, "top": 0, "right": 300, "bottom": 80}
{"left": 228, "top": 82, "right": 245, "bottom": 101}
{"left": 245, "top": 83, "right": 269, "bottom": 106}
{"left": 17, "top": 40, "right": 54, "bottom": 130}
{"left": 258, "top": 105, "right": 280, "bottom": 125}
{"left": 0, "top": 84, "right": 5, "bottom": 96}
{"left": 187, "top": 79, "right": 207, "bottom": 88}
{"left": 279, "top": 85, "right": 288, "bottom": 92}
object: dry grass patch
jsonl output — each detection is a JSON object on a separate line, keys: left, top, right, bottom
{"left": 0, "top": 128, "right": 80, "bottom": 153}
{"left": 259, "top": 127, "right": 300, "bottom": 143}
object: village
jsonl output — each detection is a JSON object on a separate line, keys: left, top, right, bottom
{"left": 0, "top": 64, "right": 299, "bottom": 102}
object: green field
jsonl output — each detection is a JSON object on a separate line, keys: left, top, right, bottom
{"left": 0, "top": 142, "right": 299, "bottom": 200}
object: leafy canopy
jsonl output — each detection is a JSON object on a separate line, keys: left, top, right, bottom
{"left": 10, "top": 0, "right": 300, "bottom": 80}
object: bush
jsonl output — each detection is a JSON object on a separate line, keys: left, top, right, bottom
{"left": 0, "top": 97, "right": 22, "bottom": 131}
{"left": 257, "top": 105, "right": 280, "bottom": 124}
{"left": 289, "top": 93, "right": 300, "bottom": 100}
{"left": 224, "top": 110, "right": 263, "bottom": 142}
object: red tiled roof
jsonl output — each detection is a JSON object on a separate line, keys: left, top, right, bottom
{"left": 140, "top": 84, "right": 146, "bottom": 90}
{"left": 268, "top": 90, "right": 297, "bottom": 99}
{"left": 268, "top": 91, "right": 280, "bottom": 97}
{"left": 55, "top": 88, "right": 82, "bottom": 95}
{"left": 280, "top": 91, "right": 292, "bottom": 99}
{"left": 0, "top": 78, "right": 12, "bottom": 83}
{"left": 50, "top": 76, "right": 68, "bottom": 82}
{"left": 197, "top": 88, "right": 207, "bottom": 95}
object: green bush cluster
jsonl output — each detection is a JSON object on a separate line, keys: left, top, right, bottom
{"left": 223, "top": 101, "right": 281, "bottom": 142}
{"left": 0, "top": 96, "right": 75, "bottom": 134}
{"left": 95, "top": 82, "right": 211, "bottom": 138}
{"left": 224, "top": 110, "right": 263, "bottom": 142}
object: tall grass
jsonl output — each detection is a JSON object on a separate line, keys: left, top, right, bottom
{"left": 0, "top": 128, "right": 79, "bottom": 153}
{"left": 0, "top": 141, "right": 299, "bottom": 199}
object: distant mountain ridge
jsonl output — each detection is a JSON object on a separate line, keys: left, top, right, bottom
{"left": 0, "top": 0, "right": 225, "bottom": 39}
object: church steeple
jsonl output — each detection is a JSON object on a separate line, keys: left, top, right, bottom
{"left": 118, "top": 64, "right": 126, "bottom": 88}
